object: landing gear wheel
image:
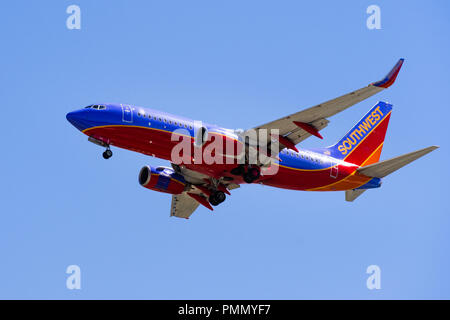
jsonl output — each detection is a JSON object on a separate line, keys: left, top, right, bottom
{"left": 208, "top": 191, "right": 226, "bottom": 206}
{"left": 243, "top": 166, "right": 261, "bottom": 183}
{"left": 248, "top": 166, "right": 261, "bottom": 180}
{"left": 103, "top": 149, "right": 113, "bottom": 159}
{"left": 243, "top": 173, "right": 254, "bottom": 184}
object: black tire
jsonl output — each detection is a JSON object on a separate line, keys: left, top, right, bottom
{"left": 209, "top": 191, "right": 226, "bottom": 206}
{"left": 209, "top": 195, "right": 220, "bottom": 206}
{"left": 215, "top": 191, "right": 226, "bottom": 203}
{"left": 243, "top": 173, "right": 255, "bottom": 183}
{"left": 248, "top": 166, "right": 261, "bottom": 179}
{"left": 103, "top": 150, "right": 112, "bottom": 159}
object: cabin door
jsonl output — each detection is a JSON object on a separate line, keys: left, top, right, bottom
{"left": 330, "top": 160, "right": 339, "bottom": 179}
{"left": 121, "top": 104, "right": 133, "bottom": 123}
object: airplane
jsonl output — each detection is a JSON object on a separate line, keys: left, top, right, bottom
{"left": 66, "top": 58, "right": 438, "bottom": 219}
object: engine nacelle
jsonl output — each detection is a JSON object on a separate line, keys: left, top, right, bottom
{"left": 138, "top": 166, "right": 186, "bottom": 194}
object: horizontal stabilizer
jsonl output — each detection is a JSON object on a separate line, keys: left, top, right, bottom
{"left": 345, "top": 189, "right": 367, "bottom": 202}
{"left": 357, "top": 146, "right": 439, "bottom": 178}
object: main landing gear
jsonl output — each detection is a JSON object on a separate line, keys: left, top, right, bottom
{"left": 209, "top": 190, "right": 226, "bottom": 206}
{"left": 230, "top": 165, "right": 261, "bottom": 183}
{"left": 102, "top": 147, "right": 113, "bottom": 159}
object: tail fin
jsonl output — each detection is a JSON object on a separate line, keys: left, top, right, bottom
{"left": 325, "top": 101, "right": 392, "bottom": 166}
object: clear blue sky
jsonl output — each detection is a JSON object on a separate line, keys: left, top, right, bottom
{"left": 0, "top": 0, "right": 449, "bottom": 299}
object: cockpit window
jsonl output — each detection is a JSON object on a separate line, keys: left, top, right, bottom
{"left": 87, "top": 105, "right": 106, "bottom": 110}
{"left": 85, "top": 104, "right": 106, "bottom": 109}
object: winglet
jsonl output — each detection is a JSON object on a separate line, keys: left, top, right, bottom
{"left": 372, "top": 58, "right": 405, "bottom": 88}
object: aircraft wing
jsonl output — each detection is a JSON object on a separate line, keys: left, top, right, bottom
{"left": 170, "top": 192, "right": 200, "bottom": 219}
{"left": 345, "top": 189, "right": 367, "bottom": 202}
{"left": 170, "top": 183, "right": 240, "bottom": 219}
{"left": 248, "top": 59, "right": 404, "bottom": 147}
{"left": 170, "top": 164, "right": 241, "bottom": 219}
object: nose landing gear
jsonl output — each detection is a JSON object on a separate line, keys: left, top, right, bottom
{"left": 87, "top": 137, "right": 112, "bottom": 159}
{"left": 102, "top": 148, "right": 113, "bottom": 159}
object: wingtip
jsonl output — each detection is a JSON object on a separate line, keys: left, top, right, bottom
{"left": 420, "top": 145, "right": 439, "bottom": 155}
{"left": 372, "top": 58, "right": 405, "bottom": 88}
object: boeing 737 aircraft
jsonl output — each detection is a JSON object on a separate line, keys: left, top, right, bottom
{"left": 67, "top": 59, "right": 438, "bottom": 218}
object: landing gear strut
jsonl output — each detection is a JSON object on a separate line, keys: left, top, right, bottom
{"left": 209, "top": 190, "right": 226, "bottom": 206}
{"left": 102, "top": 148, "right": 113, "bottom": 159}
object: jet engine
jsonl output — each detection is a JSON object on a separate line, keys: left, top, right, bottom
{"left": 138, "top": 166, "right": 186, "bottom": 194}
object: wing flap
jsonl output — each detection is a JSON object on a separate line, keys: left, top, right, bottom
{"left": 170, "top": 193, "right": 200, "bottom": 219}
{"left": 285, "top": 118, "right": 329, "bottom": 145}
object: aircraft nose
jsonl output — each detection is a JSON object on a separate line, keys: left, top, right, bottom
{"left": 66, "top": 109, "right": 83, "bottom": 121}
{"left": 66, "top": 109, "right": 89, "bottom": 131}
